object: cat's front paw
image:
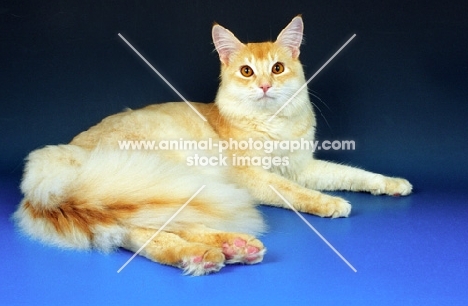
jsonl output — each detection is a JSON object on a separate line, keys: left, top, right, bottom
{"left": 370, "top": 176, "right": 413, "bottom": 196}
{"left": 311, "top": 196, "right": 351, "bottom": 218}
{"left": 327, "top": 197, "right": 351, "bottom": 218}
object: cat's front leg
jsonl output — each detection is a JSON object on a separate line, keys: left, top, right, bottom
{"left": 233, "top": 167, "right": 351, "bottom": 218}
{"left": 296, "top": 159, "right": 412, "bottom": 196}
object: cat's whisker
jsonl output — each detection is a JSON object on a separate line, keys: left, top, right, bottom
{"left": 306, "top": 91, "right": 332, "bottom": 130}
{"left": 310, "top": 99, "right": 332, "bottom": 131}
{"left": 309, "top": 90, "right": 331, "bottom": 111}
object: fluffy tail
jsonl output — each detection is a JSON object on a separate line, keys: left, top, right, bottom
{"left": 14, "top": 145, "right": 266, "bottom": 251}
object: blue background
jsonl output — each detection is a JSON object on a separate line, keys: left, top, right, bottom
{"left": 1, "top": 1, "right": 467, "bottom": 305}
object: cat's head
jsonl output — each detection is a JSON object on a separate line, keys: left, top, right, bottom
{"left": 212, "top": 16, "right": 310, "bottom": 119}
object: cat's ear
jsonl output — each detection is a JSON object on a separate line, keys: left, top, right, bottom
{"left": 276, "top": 15, "right": 304, "bottom": 59}
{"left": 212, "top": 24, "right": 244, "bottom": 65}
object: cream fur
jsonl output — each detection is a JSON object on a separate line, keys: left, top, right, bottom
{"left": 15, "top": 145, "right": 266, "bottom": 251}
{"left": 14, "top": 16, "right": 412, "bottom": 275}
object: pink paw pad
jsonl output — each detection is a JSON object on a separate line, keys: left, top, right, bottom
{"left": 245, "top": 246, "right": 261, "bottom": 262}
{"left": 234, "top": 238, "right": 247, "bottom": 247}
{"left": 192, "top": 256, "right": 203, "bottom": 263}
{"left": 247, "top": 245, "right": 259, "bottom": 254}
{"left": 222, "top": 238, "right": 263, "bottom": 264}
{"left": 222, "top": 242, "right": 236, "bottom": 259}
{"left": 191, "top": 255, "right": 218, "bottom": 269}
{"left": 180, "top": 255, "right": 224, "bottom": 276}
{"left": 203, "top": 262, "right": 217, "bottom": 269}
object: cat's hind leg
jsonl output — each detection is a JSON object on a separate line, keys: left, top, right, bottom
{"left": 174, "top": 226, "right": 266, "bottom": 265}
{"left": 122, "top": 227, "right": 225, "bottom": 276}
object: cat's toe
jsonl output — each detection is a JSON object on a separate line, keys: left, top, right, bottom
{"left": 179, "top": 249, "right": 225, "bottom": 276}
{"left": 222, "top": 236, "right": 266, "bottom": 265}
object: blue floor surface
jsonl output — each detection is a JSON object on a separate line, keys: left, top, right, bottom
{"left": 1, "top": 174, "right": 467, "bottom": 305}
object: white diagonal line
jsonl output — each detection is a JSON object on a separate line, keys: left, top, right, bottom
{"left": 118, "top": 33, "right": 207, "bottom": 122}
{"left": 268, "top": 34, "right": 356, "bottom": 122}
{"left": 117, "top": 185, "right": 206, "bottom": 273}
{"left": 268, "top": 185, "right": 357, "bottom": 272}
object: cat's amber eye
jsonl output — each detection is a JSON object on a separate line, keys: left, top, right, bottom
{"left": 272, "top": 62, "right": 285, "bottom": 74}
{"left": 240, "top": 65, "right": 254, "bottom": 77}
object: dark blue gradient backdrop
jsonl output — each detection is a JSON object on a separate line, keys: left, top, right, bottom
{"left": 2, "top": 1, "right": 467, "bottom": 189}
{"left": 1, "top": 1, "right": 467, "bottom": 305}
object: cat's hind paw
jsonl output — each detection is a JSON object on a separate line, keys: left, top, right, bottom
{"left": 222, "top": 237, "right": 266, "bottom": 265}
{"left": 179, "top": 249, "right": 225, "bottom": 276}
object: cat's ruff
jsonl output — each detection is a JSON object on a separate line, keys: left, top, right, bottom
{"left": 14, "top": 16, "right": 412, "bottom": 276}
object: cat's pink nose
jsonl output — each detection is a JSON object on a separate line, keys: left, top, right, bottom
{"left": 260, "top": 84, "right": 271, "bottom": 93}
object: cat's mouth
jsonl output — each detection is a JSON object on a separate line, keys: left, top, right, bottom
{"left": 257, "top": 93, "right": 275, "bottom": 101}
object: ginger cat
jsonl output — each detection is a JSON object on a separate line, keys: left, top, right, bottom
{"left": 14, "top": 16, "right": 412, "bottom": 276}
